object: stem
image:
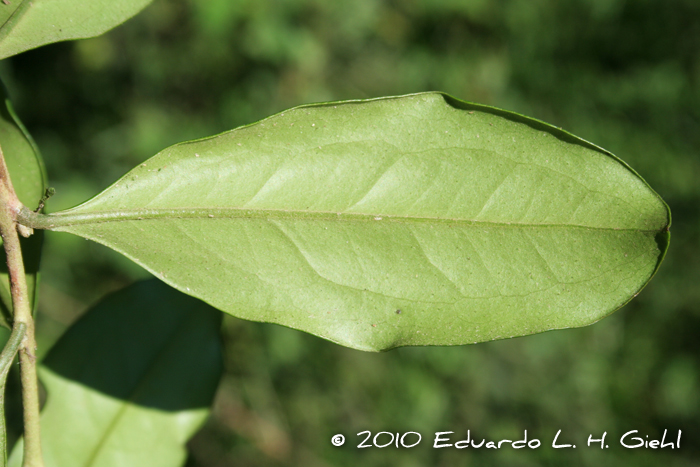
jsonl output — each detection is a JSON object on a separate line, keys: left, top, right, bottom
{"left": 0, "top": 145, "right": 43, "bottom": 467}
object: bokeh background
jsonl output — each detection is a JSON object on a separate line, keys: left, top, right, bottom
{"left": 1, "top": 0, "right": 699, "bottom": 465}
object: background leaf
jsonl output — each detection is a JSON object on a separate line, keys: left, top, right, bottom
{"left": 0, "top": 0, "right": 154, "bottom": 60}
{"left": 27, "top": 92, "right": 670, "bottom": 351}
{"left": 0, "top": 80, "right": 45, "bottom": 328}
{"left": 8, "top": 279, "right": 223, "bottom": 467}
{"left": 0, "top": 324, "right": 22, "bottom": 467}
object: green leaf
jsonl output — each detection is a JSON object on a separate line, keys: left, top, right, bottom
{"left": 0, "top": 0, "right": 154, "bottom": 60}
{"left": 0, "top": 324, "right": 23, "bottom": 467}
{"left": 22, "top": 92, "right": 671, "bottom": 351}
{"left": 8, "top": 279, "right": 223, "bottom": 467}
{"left": 0, "top": 80, "right": 46, "bottom": 328}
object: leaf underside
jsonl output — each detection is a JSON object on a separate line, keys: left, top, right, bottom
{"left": 0, "top": 0, "right": 154, "bottom": 60}
{"left": 27, "top": 92, "right": 671, "bottom": 351}
{"left": 9, "top": 280, "right": 223, "bottom": 467}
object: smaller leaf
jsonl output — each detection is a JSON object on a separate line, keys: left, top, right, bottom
{"left": 0, "top": 80, "right": 46, "bottom": 328}
{"left": 0, "top": 0, "right": 154, "bottom": 60}
{"left": 9, "top": 280, "right": 223, "bottom": 467}
{"left": 0, "top": 323, "right": 23, "bottom": 467}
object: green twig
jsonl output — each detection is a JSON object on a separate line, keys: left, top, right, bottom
{"left": 0, "top": 144, "right": 43, "bottom": 467}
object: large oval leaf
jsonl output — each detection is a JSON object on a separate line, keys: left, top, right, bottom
{"left": 0, "top": 0, "right": 153, "bottom": 60}
{"left": 0, "top": 81, "right": 46, "bottom": 328}
{"left": 8, "top": 279, "right": 223, "bottom": 467}
{"left": 20, "top": 92, "right": 671, "bottom": 351}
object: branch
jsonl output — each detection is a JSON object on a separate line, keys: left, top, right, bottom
{"left": 0, "top": 143, "right": 43, "bottom": 467}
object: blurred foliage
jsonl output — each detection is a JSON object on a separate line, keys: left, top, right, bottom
{"left": 0, "top": 0, "right": 698, "bottom": 465}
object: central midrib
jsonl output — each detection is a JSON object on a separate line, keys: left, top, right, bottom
{"left": 19, "top": 206, "right": 661, "bottom": 233}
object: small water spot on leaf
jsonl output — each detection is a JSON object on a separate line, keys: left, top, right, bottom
{"left": 374, "top": 217, "right": 382, "bottom": 220}
{"left": 195, "top": 153, "right": 200, "bottom": 157}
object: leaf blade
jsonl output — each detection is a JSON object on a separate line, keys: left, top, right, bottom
{"left": 0, "top": 0, "right": 154, "bottom": 60}
{"left": 8, "top": 280, "right": 223, "bottom": 467}
{"left": 24, "top": 92, "right": 671, "bottom": 351}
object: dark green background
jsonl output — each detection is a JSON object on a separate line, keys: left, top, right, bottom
{"left": 1, "top": 0, "right": 698, "bottom": 465}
